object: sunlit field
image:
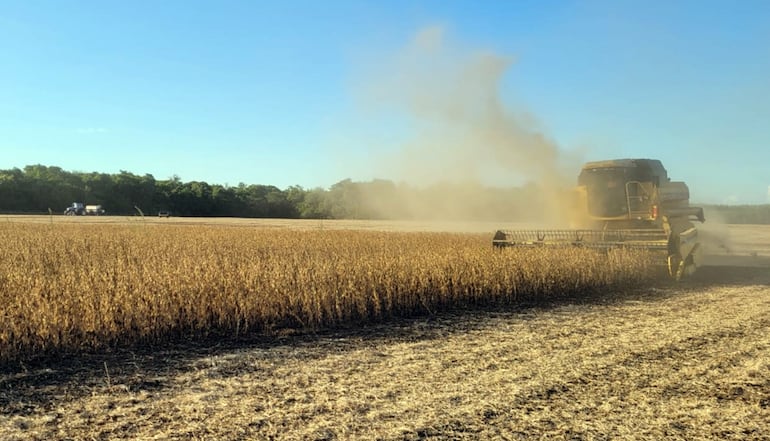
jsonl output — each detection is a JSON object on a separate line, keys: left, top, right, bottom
{"left": 2, "top": 218, "right": 770, "bottom": 440}
{"left": 0, "top": 221, "right": 654, "bottom": 363}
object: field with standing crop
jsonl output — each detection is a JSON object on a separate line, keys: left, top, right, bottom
{"left": 1, "top": 218, "right": 768, "bottom": 440}
{"left": 0, "top": 221, "right": 653, "bottom": 363}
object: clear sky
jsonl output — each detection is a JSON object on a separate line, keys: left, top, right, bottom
{"left": 2, "top": 0, "right": 769, "bottom": 203}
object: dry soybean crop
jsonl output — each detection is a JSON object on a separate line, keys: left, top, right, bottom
{"left": 0, "top": 222, "right": 652, "bottom": 363}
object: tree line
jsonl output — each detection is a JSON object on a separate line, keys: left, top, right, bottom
{"left": 0, "top": 165, "right": 316, "bottom": 218}
{"left": 0, "top": 165, "right": 767, "bottom": 223}
{"left": 0, "top": 165, "right": 546, "bottom": 220}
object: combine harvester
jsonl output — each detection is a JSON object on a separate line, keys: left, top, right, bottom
{"left": 493, "top": 159, "right": 705, "bottom": 280}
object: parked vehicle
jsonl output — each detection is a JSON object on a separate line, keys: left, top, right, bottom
{"left": 64, "top": 202, "right": 105, "bottom": 216}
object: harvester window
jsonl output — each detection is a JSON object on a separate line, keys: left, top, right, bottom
{"left": 579, "top": 168, "right": 629, "bottom": 217}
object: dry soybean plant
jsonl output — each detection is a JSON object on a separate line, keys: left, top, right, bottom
{"left": 0, "top": 223, "right": 654, "bottom": 362}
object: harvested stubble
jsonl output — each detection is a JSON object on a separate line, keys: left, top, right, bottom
{"left": 0, "top": 223, "right": 654, "bottom": 362}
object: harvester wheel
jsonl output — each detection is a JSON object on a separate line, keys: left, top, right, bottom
{"left": 675, "top": 261, "right": 687, "bottom": 282}
{"left": 667, "top": 254, "right": 682, "bottom": 280}
{"left": 679, "top": 248, "right": 699, "bottom": 280}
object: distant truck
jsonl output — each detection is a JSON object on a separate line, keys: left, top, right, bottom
{"left": 64, "top": 202, "right": 105, "bottom": 216}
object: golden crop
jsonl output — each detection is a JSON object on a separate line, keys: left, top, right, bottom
{"left": 0, "top": 223, "right": 654, "bottom": 362}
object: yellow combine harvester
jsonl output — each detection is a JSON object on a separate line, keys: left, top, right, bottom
{"left": 493, "top": 159, "right": 705, "bottom": 280}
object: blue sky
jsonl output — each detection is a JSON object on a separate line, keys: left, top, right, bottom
{"left": 1, "top": 0, "right": 769, "bottom": 203}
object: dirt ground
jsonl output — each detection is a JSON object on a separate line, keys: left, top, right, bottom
{"left": 1, "top": 218, "right": 768, "bottom": 440}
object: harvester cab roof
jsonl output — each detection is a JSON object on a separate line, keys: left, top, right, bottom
{"left": 578, "top": 158, "right": 669, "bottom": 187}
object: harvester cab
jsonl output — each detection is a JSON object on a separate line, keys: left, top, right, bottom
{"left": 493, "top": 159, "right": 705, "bottom": 280}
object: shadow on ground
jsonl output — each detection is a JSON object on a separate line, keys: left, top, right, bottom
{"left": 690, "top": 264, "right": 770, "bottom": 286}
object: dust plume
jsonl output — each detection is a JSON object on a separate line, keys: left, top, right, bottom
{"left": 697, "top": 208, "right": 733, "bottom": 256}
{"left": 350, "top": 25, "right": 580, "bottom": 224}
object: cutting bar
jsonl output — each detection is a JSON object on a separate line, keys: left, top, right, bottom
{"left": 492, "top": 229, "right": 670, "bottom": 250}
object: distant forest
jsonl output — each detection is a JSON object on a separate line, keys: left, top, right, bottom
{"left": 0, "top": 165, "right": 768, "bottom": 224}
{"left": 0, "top": 165, "right": 546, "bottom": 221}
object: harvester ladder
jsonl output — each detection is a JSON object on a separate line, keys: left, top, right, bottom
{"left": 625, "top": 181, "right": 652, "bottom": 220}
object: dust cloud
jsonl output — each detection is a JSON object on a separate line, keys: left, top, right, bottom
{"left": 697, "top": 208, "right": 733, "bottom": 255}
{"left": 348, "top": 25, "right": 581, "bottom": 224}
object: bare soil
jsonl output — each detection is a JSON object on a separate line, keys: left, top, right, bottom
{"left": 1, "top": 218, "right": 768, "bottom": 440}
